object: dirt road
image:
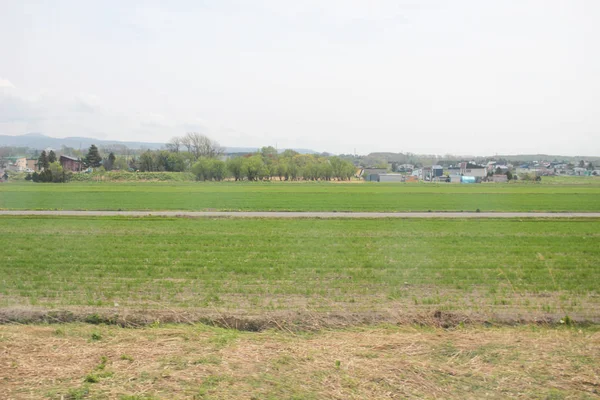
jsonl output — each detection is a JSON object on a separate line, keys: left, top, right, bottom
{"left": 1, "top": 210, "right": 599, "bottom": 218}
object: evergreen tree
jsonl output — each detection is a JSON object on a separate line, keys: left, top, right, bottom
{"left": 37, "top": 151, "right": 49, "bottom": 170}
{"left": 84, "top": 145, "right": 102, "bottom": 168}
{"left": 104, "top": 152, "right": 116, "bottom": 171}
{"left": 48, "top": 150, "right": 57, "bottom": 163}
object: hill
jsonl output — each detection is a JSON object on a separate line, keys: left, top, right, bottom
{"left": 0, "top": 133, "right": 317, "bottom": 154}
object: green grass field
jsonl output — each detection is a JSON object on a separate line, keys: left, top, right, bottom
{"left": 1, "top": 216, "right": 598, "bottom": 323}
{"left": 2, "top": 180, "right": 600, "bottom": 211}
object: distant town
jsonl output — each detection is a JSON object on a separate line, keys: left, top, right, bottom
{"left": 1, "top": 133, "right": 598, "bottom": 183}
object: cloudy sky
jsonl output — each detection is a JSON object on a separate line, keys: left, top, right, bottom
{"left": 1, "top": 0, "right": 599, "bottom": 155}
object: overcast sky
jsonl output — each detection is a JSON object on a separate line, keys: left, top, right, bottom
{"left": 1, "top": 1, "right": 599, "bottom": 156}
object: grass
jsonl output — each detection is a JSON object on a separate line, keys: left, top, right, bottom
{"left": 1, "top": 180, "right": 600, "bottom": 211}
{"left": 1, "top": 216, "right": 599, "bottom": 323}
{"left": 1, "top": 323, "right": 598, "bottom": 399}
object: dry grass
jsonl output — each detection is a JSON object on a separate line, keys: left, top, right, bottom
{"left": 1, "top": 323, "right": 599, "bottom": 399}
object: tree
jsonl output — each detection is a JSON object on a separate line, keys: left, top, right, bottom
{"left": 506, "top": 170, "right": 513, "bottom": 180}
{"left": 260, "top": 146, "right": 279, "bottom": 179}
{"left": 48, "top": 161, "right": 70, "bottom": 182}
{"left": 138, "top": 151, "right": 157, "bottom": 171}
{"left": 275, "top": 160, "right": 288, "bottom": 181}
{"left": 260, "top": 146, "right": 278, "bottom": 159}
{"left": 84, "top": 145, "right": 102, "bottom": 168}
{"left": 319, "top": 159, "right": 333, "bottom": 180}
{"left": 192, "top": 158, "right": 211, "bottom": 181}
{"left": 113, "top": 157, "right": 129, "bottom": 171}
{"left": 165, "top": 152, "right": 186, "bottom": 172}
{"left": 104, "top": 152, "right": 116, "bottom": 171}
{"left": 192, "top": 158, "right": 228, "bottom": 181}
{"left": 329, "top": 157, "right": 344, "bottom": 180}
{"left": 183, "top": 132, "right": 224, "bottom": 160}
{"left": 166, "top": 136, "right": 182, "bottom": 153}
{"left": 38, "top": 168, "right": 53, "bottom": 183}
{"left": 48, "top": 150, "right": 57, "bottom": 163}
{"left": 211, "top": 159, "right": 227, "bottom": 181}
{"left": 287, "top": 159, "right": 299, "bottom": 180}
{"left": 227, "top": 157, "right": 245, "bottom": 181}
{"left": 281, "top": 149, "right": 298, "bottom": 158}
{"left": 242, "top": 155, "right": 266, "bottom": 181}
{"left": 37, "top": 151, "right": 49, "bottom": 170}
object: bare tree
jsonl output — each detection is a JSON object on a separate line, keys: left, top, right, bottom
{"left": 181, "top": 134, "right": 193, "bottom": 154}
{"left": 166, "top": 136, "right": 182, "bottom": 153}
{"left": 184, "top": 132, "right": 224, "bottom": 160}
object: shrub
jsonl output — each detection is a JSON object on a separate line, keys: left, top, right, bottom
{"left": 69, "top": 171, "right": 196, "bottom": 182}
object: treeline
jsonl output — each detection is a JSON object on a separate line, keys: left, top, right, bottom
{"left": 22, "top": 133, "right": 357, "bottom": 182}
{"left": 26, "top": 163, "right": 70, "bottom": 183}
{"left": 134, "top": 133, "right": 356, "bottom": 181}
{"left": 192, "top": 151, "right": 356, "bottom": 181}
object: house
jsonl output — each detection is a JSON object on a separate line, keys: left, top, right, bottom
{"left": 431, "top": 165, "right": 444, "bottom": 178}
{"left": 59, "top": 155, "right": 83, "bottom": 172}
{"left": 573, "top": 167, "right": 587, "bottom": 176}
{"left": 446, "top": 166, "right": 461, "bottom": 176}
{"left": 421, "top": 166, "right": 432, "bottom": 180}
{"left": 15, "top": 157, "right": 27, "bottom": 171}
{"left": 26, "top": 159, "right": 37, "bottom": 171}
{"left": 459, "top": 162, "right": 486, "bottom": 178}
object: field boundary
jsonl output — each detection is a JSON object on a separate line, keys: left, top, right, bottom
{"left": 2, "top": 210, "right": 600, "bottom": 218}
{"left": 1, "top": 307, "right": 594, "bottom": 331}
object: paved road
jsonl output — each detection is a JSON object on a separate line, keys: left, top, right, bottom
{"left": 1, "top": 210, "right": 599, "bottom": 218}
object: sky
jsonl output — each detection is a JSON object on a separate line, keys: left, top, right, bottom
{"left": 1, "top": 0, "right": 599, "bottom": 156}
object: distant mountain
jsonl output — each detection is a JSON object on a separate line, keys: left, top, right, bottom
{"left": 363, "top": 152, "right": 600, "bottom": 163}
{"left": 489, "top": 154, "right": 600, "bottom": 162}
{"left": 0, "top": 133, "right": 165, "bottom": 151}
{"left": 0, "top": 133, "right": 317, "bottom": 155}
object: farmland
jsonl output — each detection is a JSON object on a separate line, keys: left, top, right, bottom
{"left": 1, "top": 216, "right": 599, "bottom": 325}
{"left": 2, "top": 183, "right": 600, "bottom": 399}
{"left": 2, "top": 180, "right": 600, "bottom": 212}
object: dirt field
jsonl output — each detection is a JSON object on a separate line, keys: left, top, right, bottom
{"left": 1, "top": 323, "right": 599, "bottom": 399}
